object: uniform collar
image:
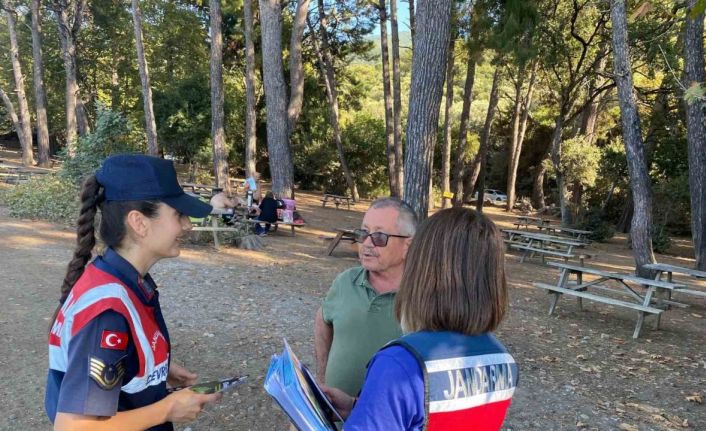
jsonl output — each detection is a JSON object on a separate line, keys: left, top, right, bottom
{"left": 96, "top": 247, "right": 157, "bottom": 304}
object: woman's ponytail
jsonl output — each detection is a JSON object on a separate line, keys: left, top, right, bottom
{"left": 50, "top": 175, "right": 102, "bottom": 326}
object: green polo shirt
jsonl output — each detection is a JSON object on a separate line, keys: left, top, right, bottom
{"left": 322, "top": 266, "right": 403, "bottom": 396}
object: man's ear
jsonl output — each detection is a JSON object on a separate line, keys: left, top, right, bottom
{"left": 125, "top": 210, "right": 149, "bottom": 238}
{"left": 401, "top": 236, "right": 413, "bottom": 259}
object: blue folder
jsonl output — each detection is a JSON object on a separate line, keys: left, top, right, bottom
{"left": 264, "top": 339, "right": 343, "bottom": 430}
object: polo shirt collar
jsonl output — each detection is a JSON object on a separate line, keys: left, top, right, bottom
{"left": 96, "top": 247, "right": 157, "bottom": 304}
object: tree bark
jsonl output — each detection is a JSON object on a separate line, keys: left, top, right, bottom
{"left": 209, "top": 0, "right": 230, "bottom": 193}
{"left": 549, "top": 107, "right": 572, "bottom": 226}
{"left": 683, "top": 0, "right": 706, "bottom": 270}
{"left": 31, "top": 0, "right": 50, "bottom": 167}
{"left": 532, "top": 160, "right": 547, "bottom": 210}
{"left": 390, "top": 0, "right": 404, "bottom": 196}
{"left": 441, "top": 34, "right": 455, "bottom": 208}
{"left": 287, "top": 0, "right": 310, "bottom": 133}
{"left": 403, "top": 0, "right": 454, "bottom": 220}
{"left": 52, "top": 0, "right": 84, "bottom": 155}
{"left": 131, "top": 0, "right": 159, "bottom": 155}
{"left": 4, "top": 5, "right": 35, "bottom": 166}
{"left": 475, "top": 67, "right": 501, "bottom": 214}
{"left": 243, "top": 0, "right": 258, "bottom": 178}
{"left": 259, "top": 0, "right": 294, "bottom": 197}
{"left": 465, "top": 66, "right": 500, "bottom": 206}
{"left": 378, "top": 0, "right": 399, "bottom": 196}
{"left": 506, "top": 60, "right": 537, "bottom": 212}
{"left": 451, "top": 57, "right": 476, "bottom": 207}
{"left": 610, "top": 0, "right": 655, "bottom": 277}
{"left": 0, "top": 87, "right": 26, "bottom": 152}
{"left": 311, "top": 0, "right": 359, "bottom": 200}
{"left": 76, "top": 95, "right": 90, "bottom": 137}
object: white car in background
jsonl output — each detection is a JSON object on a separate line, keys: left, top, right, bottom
{"left": 472, "top": 189, "right": 508, "bottom": 205}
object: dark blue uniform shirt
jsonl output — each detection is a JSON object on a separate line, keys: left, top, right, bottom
{"left": 45, "top": 248, "right": 172, "bottom": 430}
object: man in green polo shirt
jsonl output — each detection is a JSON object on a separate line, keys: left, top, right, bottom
{"left": 314, "top": 198, "right": 417, "bottom": 397}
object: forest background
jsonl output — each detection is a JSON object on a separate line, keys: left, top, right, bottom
{"left": 1, "top": 0, "right": 705, "bottom": 271}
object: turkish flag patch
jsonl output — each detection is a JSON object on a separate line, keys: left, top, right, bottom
{"left": 100, "top": 330, "right": 128, "bottom": 351}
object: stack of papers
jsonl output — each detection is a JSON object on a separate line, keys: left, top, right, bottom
{"left": 264, "top": 339, "right": 343, "bottom": 430}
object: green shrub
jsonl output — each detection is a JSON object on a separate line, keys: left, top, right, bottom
{"left": 652, "top": 227, "right": 672, "bottom": 254}
{"left": 59, "top": 105, "right": 143, "bottom": 183}
{"left": 577, "top": 208, "right": 615, "bottom": 242}
{"left": 1, "top": 175, "right": 79, "bottom": 224}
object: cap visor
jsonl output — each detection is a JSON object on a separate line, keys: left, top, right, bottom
{"left": 163, "top": 193, "right": 213, "bottom": 218}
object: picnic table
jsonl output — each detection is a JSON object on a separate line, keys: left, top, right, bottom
{"left": 323, "top": 228, "right": 357, "bottom": 256}
{"left": 191, "top": 207, "right": 305, "bottom": 248}
{"left": 503, "top": 229, "right": 589, "bottom": 264}
{"left": 320, "top": 194, "right": 354, "bottom": 210}
{"left": 643, "top": 263, "right": 706, "bottom": 299}
{"left": 182, "top": 183, "right": 223, "bottom": 197}
{"left": 538, "top": 225, "right": 593, "bottom": 243}
{"left": 514, "top": 216, "right": 551, "bottom": 230}
{"left": 534, "top": 262, "right": 687, "bottom": 338}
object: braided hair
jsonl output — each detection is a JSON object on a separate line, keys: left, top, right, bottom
{"left": 50, "top": 175, "right": 160, "bottom": 329}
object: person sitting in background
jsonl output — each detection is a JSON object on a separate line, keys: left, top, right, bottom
{"left": 323, "top": 207, "right": 518, "bottom": 431}
{"left": 209, "top": 192, "right": 245, "bottom": 225}
{"left": 254, "top": 191, "right": 278, "bottom": 236}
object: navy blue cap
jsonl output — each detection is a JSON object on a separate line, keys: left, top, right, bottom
{"left": 95, "top": 154, "right": 212, "bottom": 218}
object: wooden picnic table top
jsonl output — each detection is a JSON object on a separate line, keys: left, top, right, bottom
{"left": 335, "top": 227, "right": 356, "bottom": 234}
{"left": 558, "top": 227, "right": 593, "bottom": 235}
{"left": 516, "top": 215, "right": 545, "bottom": 221}
{"left": 643, "top": 263, "right": 706, "bottom": 279}
{"left": 323, "top": 193, "right": 353, "bottom": 200}
{"left": 547, "top": 262, "right": 686, "bottom": 290}
{"left": 504, "top": 229, "right": 585, "bottom": 246}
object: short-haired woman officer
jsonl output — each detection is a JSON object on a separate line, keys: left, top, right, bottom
{"left": 46, "top": 155, "right": 221, "bottom": 431}
{"left": 324, "top": 207, "right": 518, "bottom": 430}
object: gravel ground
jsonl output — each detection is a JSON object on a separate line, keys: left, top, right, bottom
{"left": 0, "top": 195, "right": 705, "bottom": 431}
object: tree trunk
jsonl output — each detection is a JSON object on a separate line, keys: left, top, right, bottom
{"left": 209, "top": 0, "right": 230, "bottom": 193}
{"left": 131, "top": 0, "right": 159, "bottom": 155}
{"left": 76, "top": 94, "right": 90, "bottom": 136}
{"left": 451, "top": 58, "right": 476, "bottom": 207}
{"left": 379, "top": 0, "right": 399, "bottom": 196}
{"left": 684, "top": 0, "right": 706, "bottom": 270}
{"left": 0, "top": 87, "right": 26, "bottom": 152}
{"left": 287, "top": 0, "right": 310, "bottom": 133}
{"left": 550, "top": 103, "right": 571, "bottom": 226}
{"left": 506, "top": 60, "right": 537, "bottom": 212}
{"left": 468, "top": 66, "right": 501, "bottom": 204}
{"left": 441, "top": 34, "right": 456, "bottom": 208}
{"left": 311, "top": 0, "right": 359, "bottom": 200}
{"left": 53, "top": 0, "right": 84, "bottom": 155}
{"left": 403, "top": 0, "right": 454, "bottom": 220}
{"left": 610, "top": 0, "right": 655, "bottom": 276}
{"left": 390, "top": 0, "right": 404, "bottom": 196}
{"left": 31, "top": 0, "right": 50, "bottom": 167}
{"left": 505, "top": 68, "right": 524, "bottom": 212}
{"left": 4, "top": 5, "right": 35, "bottom": 166}
{"left": 532, "top": 161, "right": 547, "bottom": 210}
{"left": 259, "top": 0, "right": 294, "bottom": 198}
{"left": 243, "top": 0, "right": 258, "bottom": 178}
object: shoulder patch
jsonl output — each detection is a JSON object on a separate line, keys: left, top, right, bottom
{"left": 100, "top": 330, "right": 128, "bottom": 351}
{"left": 89, "top": 356, "right": 126, "bottom": 390}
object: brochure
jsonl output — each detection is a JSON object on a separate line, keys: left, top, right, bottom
{"left": 264, "top": 339, "right": 343, "bottom": 430}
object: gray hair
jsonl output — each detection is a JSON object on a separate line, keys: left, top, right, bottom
{"left": 368, "top": 197, "right": 418, "bottom": 237}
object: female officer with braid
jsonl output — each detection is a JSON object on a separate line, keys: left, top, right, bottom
{"left": 45, "top": 155, "right": 221, "bottom": 431}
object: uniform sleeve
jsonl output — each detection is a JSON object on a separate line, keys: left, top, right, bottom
{"left": 343, "top": 346, "right": 425, "bottom": 431}
{"left": 56, "top": 310, "right": 131, "bottom": 418}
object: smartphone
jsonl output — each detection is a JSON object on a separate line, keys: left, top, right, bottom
{"left": 169, "top": 375, "right": 248, "bottom": 394}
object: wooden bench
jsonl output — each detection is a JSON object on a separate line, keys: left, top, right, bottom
{"left": 536, "top": 262, "right": 686, "bottom": 338}
{"left": 324, "top": 228, "right": 357, "bottom": 256}
{"left": 321, "top": 194, "right": 353, "bottom": 210}
{"left": 510, "top": 244, "right": 574, "bottom": 263}
{"left": 643, "top": 263, "right": 706, "bottom": 299}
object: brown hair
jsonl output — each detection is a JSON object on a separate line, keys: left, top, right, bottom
{"left": 50, "top": 174, "right": 159, "bottom": 328}
{"left": 395, "top": 207, "right": 508, "bottom": 335}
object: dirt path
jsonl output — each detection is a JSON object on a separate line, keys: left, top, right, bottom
{"left": 0, "top": 197, "right": 705, "bottom": 431}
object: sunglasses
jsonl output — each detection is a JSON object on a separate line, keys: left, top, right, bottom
{"left": 353, "top": 228, "right": 410, "bottom": 247}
